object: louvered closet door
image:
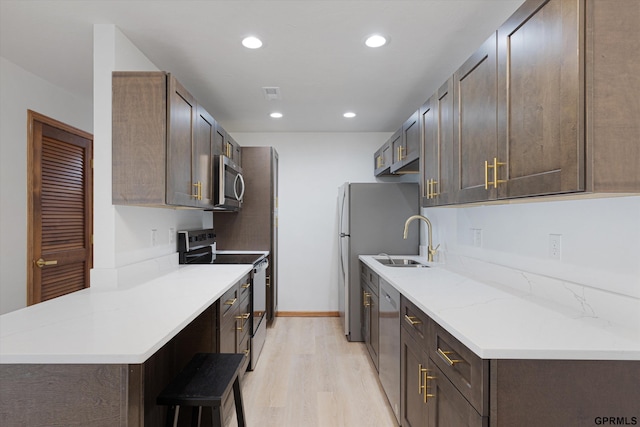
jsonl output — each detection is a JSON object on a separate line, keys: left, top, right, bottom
{"left": 30, "top": 117, "right": 92, "bottom": 304}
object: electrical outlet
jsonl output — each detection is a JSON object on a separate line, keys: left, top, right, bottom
{"left": 549, "top": 234, "right": 562, "bottom": 260}
{"left": 169, "top": 228, "right": 175, "bottom": 244}
{"left": 151, "top": 229, "right": 158, "bottom": 246}
{"left": 472, "top": 228, "right": 483, "bottom": 247}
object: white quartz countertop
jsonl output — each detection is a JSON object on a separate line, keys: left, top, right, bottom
{"left": 0, "top": 264, "right": 252, "bottom": 364}
{"left": 360, "top": 255, "right": 640, "bottom": 360}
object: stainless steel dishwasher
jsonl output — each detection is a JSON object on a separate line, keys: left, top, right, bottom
{"left": 378, "top": 278, "right": 400, "bottom": 423}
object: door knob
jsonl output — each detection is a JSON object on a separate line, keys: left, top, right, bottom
{"left": 35, "top": 258, "right": 58, "bottom": 268}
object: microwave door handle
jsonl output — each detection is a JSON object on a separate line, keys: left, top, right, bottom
{"left": 234, "top": 173, "right": 246, "bottom": 202}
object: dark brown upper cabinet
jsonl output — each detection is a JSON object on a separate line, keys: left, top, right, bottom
{"left": 452, "top": 33, "right": 499, "bottom": 204}
{"left": 421, "top": 78, "right": 454, "bottom": 207}
{"left": 496, "top": 0, "right": 583, "bottom": 199}
{"left": 391, "top": 110, "right": 420, "bottom": 174}
{"left": 113, "top": 71, "right": 217, "bottom": 209}
{"left": 374, "top": 139, "right": 393, "bottom": 176}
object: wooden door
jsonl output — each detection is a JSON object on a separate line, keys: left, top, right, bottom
{"left": 453, "top": 33, "right": 499, "bottom": 204}
{"left": 194, "top": 105, "right": 214, "bottom": 208}
{"left": 166, "top": 75, "right": 197, "bottom": 207}
{"left": 497, "top": 0, "right": 583, "bottom": 198}
{"left": 28, "top": 111, "right": 92, "bottom": 304}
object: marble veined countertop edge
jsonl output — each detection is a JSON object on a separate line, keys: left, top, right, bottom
{"left": 359, "top": 255, "right": 640, "bottom": 360}
{"left": 0, "top": 264, "right": 252, "bottom": 364}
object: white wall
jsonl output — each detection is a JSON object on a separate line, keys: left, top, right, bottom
{"left": 231, "top": 132, "right": 395, "bottom": 312}
{"left": 91, "top": 25, "right": 204, "bottom": 289}
{"left": 0, "top": 57, "right": 93, "bottom": 314}
{"left": 423, "top": 195, "right": 640, "bottom": 299}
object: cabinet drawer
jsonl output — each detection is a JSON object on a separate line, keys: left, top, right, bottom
{"left": 220, "top": 284, "right": 239, "bottom": 321}
{"left": 430, "top": 322, "right": 488, "bottom": 416}
{"left": 360, "top": 263, "right": 379, "bottom": 295}
{"left": 401, "top": 295, "right": 430, "bottom": 346}
{"left": 238, "top": 274, "right": 251, "bottom": 302}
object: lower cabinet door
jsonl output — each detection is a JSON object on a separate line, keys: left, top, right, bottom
{"left": 427, "top": 360, "right": 487, "bottom": 427}
{"left": 219, "top": 317, "right": 237, "bottom": 354}
{"left": 401, "top": 326, "right": 428, "bottom": 427}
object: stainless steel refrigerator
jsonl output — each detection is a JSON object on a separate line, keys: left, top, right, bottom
{"left": 338, "top": 182, "right": 419, "bottom": 341}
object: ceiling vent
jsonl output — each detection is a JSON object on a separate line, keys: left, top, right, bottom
{"left": 262, "top": 87, "right": 281, "bottom": 101}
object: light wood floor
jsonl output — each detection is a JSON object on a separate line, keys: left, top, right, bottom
{"left": 230, "top": 317, "right": 398, "bottom": 427}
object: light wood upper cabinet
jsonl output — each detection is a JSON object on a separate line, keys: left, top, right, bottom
{"left": 453, "top": 33, "right": 499, "bottom": 204}
{"left": 421, "top": 78, "right": 454, "bottom": 207}
{"left": 113, "top": 71, "right": 221, "bottom": 209}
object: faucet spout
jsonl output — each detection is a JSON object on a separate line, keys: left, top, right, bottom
{"left": 403, "top": 215, "right": 439, "bottom": 262}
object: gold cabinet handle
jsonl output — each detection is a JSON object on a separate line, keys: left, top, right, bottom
{"left": 191, "top": 181, "right": 202, "bottom": 200}
{"left": 241, "top": 283, "right": 251, "bottom": 289}
{"left": 404, "top": 314, "right": 422, "bottom": 326}
{"left": 484, "top": 160, "right": 490, "bottom": 189}
{"left": 430, "top": 179, "right": 439, "bottom": 198}
{"left": 235, "top": 312, "right": 250, "bottom": 331}
{"left": 224, "top": 298, "right": 237, "bottom": 306}
{"left": 243, "top": 349, "right": 250, "bottom": 357}
{"left": 363, "top": 291, "right": 371, "bottom": 307}
{"left": 485, "top": 157, "right": 506, "bottom": 189}
{"left": 35, "top": 258, "right": 58, "bottom": 268}
{"left": 423, "top": 368, "right": 436, "bottom": 403}
{"left": 397, "top": 146, "right": 405, "bottom": 161}
{"left": 418, "top": 364, "right": 436, "bottom": 403}
{"left": 426, "top": 179, "right": 439, "bottom": 199}
{"left": 437, "top": 348, "right": 463, "bottom": 366}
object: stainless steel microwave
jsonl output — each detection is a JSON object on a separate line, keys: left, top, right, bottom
{"left": 213, "top": 155, "right": 245, "bottom": 210}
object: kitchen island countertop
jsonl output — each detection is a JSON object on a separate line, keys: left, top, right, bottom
{"left": 360, "top": 255, "right": 640, "bottom": 360}
{"left": 0, "top": 264, "right": 252, "bottom": 364}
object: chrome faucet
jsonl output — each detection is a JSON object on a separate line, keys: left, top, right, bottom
{"left": 403, "top": 215, "right": 440, "bottom": 262}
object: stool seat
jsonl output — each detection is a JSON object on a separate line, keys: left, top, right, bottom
{"left": 157, "top": 353, "right": 246, "bottom": 427}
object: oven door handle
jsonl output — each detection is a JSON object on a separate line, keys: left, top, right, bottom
{"left": 234, "top": 173, "right": 246, "bottom": 202}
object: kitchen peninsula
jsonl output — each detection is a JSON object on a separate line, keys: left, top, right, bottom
{"left": 0, "top": 263, "right": 252, "bottom": 425}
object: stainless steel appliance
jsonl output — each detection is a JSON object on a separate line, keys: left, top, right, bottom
{"left": 213, "top": 155, "right": 245, "bottom": 210}
{"left": 177, "top": 229, "right": 268, "bottom": 370}
{"left": 379, "top": 278, "right": 401, "bottom": 422}
{"left": 338, "top": 182, "right": 418, "bottom": 341}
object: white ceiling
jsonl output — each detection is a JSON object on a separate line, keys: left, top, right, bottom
{"left": 0, "top": 0, "right": 524, "bottom": 133}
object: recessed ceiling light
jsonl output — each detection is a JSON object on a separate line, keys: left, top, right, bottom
{"left": 365, "top": 34, "right": 387, "bottom": 48}
{"left": 270, "top": 112, "right": 283, "bottom": 118}
{"left": 343, "top": 112, "right": 356, "bottom": 118}
{"left": 242, "top": 36, "right": 263, "bottom": 49}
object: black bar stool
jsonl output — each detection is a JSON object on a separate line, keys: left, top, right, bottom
{"left": 157, "top": 353, "right": 246, "bottom": 427}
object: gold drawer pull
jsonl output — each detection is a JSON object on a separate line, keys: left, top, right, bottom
{"left": 243, "top": 349, "right": 250, "bottom": 357}
{"left": 241, "top": 283, "right": 251, "bottom": 289}
{"left": 437, "top": 348, "right": 463, "bottom": 366}
{"left": 404, "top": 314, "right": 422, "bottom": 326}
{"left": 224, "top": 298, "right": 237, "bottom": 306}
{"left": 423, "top": 369, "right": 436, "bottom": 403}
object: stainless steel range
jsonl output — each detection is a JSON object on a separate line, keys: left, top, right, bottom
{"left": 177, "top": 229, "right": 268, "bottom": 370}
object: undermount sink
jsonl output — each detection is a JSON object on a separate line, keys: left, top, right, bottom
{"left": 374, "top": 257, "right": 429, "bottom": 268}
